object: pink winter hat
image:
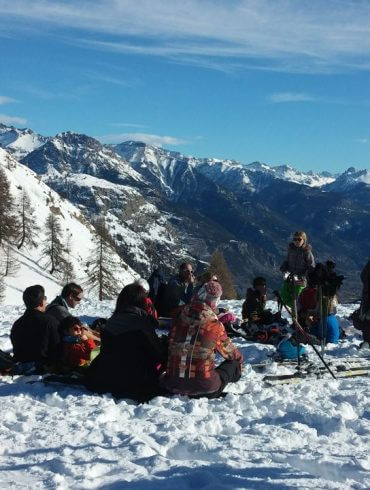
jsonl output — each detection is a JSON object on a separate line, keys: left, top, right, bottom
{"left": 196, "top": 280, "right": 223, "bottom": 308}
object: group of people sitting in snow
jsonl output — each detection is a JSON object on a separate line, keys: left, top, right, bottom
{"left": 2, "top": 230, "right": 370, "bottom": 403}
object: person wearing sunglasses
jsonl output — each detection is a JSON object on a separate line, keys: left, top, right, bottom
{"left": 46, "top": 282, "right": 84, "bottom": 325}
{"left": 10, "top": 285, "right": 60, "bottom": 373}
{"left": 280, "top": 231, "right": 315, "bottom": 308}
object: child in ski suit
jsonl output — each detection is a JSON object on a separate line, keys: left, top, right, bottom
{"left": 60, "top": 316, "right": 96, "bottom": 370}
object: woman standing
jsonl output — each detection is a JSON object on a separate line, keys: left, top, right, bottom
{"left": 280, "top": 231, "right": 315, "bottom": 308}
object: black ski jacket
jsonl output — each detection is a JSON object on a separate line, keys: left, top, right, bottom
{"left": 86, "top": 306, "right": 167, "bottom": 401}
{"left": 10, "top": 309, "right": 60, "bottom": 365}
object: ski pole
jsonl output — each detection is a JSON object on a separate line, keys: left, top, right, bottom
{"left": 273, "top": 290, "right": 337, "bottom": 379}
{"left": 290, "top": 274, "right": 301, "bottom": 372}
{"left": 318, "top": 284, "right": 325, "bottom": 357}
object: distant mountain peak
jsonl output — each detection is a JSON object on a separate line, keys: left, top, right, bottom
{"left": 0, "top": 123, "right": 47, "bottom": 160}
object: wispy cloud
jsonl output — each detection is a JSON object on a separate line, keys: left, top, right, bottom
{"left": 110, "top": 123, "right": 148, "bottom": 129}
{"left": 98, "top": 132, "right": 187, "bottom": 146}
{"left": 354, "top": 138, "right": 369, "bottom": 144}
{"left": 82, "top": 69, "right": 131, "bottom": 87}
{"left": 0, "top": 113, "right": 27, "bottom": 125}
{"left": 267, "top": 92, "right": 319, "bottom": 104}
{"left": 3, "top": 1, "right": 370, "bottom": 73}
{"left": 0, "top": 96, "right": 17, "bottom": 104}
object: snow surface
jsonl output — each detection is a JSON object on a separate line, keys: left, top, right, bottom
{"left": 0, "top": 298, "right": 369, "bottom": 489}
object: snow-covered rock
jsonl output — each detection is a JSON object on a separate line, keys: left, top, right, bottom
{"left": 0, "top": 123, "right": 47, "bottom": 160}
{"left": 324, "top": 166, "right": 370, "bottom": 191}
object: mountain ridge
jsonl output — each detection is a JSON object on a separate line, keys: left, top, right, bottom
{"left": 1, "top": 123, "right": 369, "bottom": 300}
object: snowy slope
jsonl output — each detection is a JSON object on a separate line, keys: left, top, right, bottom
{"left": 0, "top": 299, "right": 369, "bottom": 489}
{"left": 21, "top": 134, "right": 194, "bottom": 277}
{"left": 0, "top": 148, "right": 137, "bottom": 304}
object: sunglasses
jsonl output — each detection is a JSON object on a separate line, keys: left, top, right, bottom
{"left": 73, "top": 295, "right": 83, "bottom": 302}
{"left": 293, "top": 237, "right": 303, "bottom": 242}
{"left": 73, "top": 325, "right": 82, "bottom": 331}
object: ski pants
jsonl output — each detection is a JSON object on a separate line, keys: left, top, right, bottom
{"left": 204, "top": 360, "right": 242, "bottom": 399}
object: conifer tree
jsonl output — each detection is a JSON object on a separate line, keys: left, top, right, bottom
{"left": 1, "top": 243, "right": 20, "bottom": 277}
{"left": 85, "top": 218, "right": 121, "bottom": 301}
{"left": 16, "top": 190, "right": 40, "bottom": 249}
{"left": 208, "top": 249, "right": 237, "bottom": 300}
{"left": 42, "top": 212, "right": 65, "bottom": 274}
{"left": 0, "top": 167, "right": 17, "bottom": 246}
{"left": 61, "top": 233, "right": 75, "bottom": 283}
{"left": 0, "top": 274, "right": 5, "bottom": 304}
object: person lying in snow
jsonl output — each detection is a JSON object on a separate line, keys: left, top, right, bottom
{"left": 161, "top": 280, "right": 243, "bottom": 399}
{"left": 60, "top": 316, "right": 97, "bottom": 371}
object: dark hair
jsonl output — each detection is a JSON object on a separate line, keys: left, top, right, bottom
{"left": 23, "top": 285, "right": 45, "bottom": 309}
{"left": 61, "top": 283, "right": 83, "bottom": 299}
{"left": 59, "top": 316, "right": 83, "bottom": 334}
{"left": 196, "top": 271, "right": 213, "bottom": 284}
{"left": 179, "top": 262, "right": 192, "bottom": 271}
{"left": 114, "top": 283, "right": 147, "bottom": 314}
{"left": 308, "top": 262, "right": 344, "bottom": 296}
{"left": 253, "top": 277, "right": 266, "bottom": 288}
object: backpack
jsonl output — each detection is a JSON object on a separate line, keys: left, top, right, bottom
{"left": 0, "top": 349, "right": 15, "bottom": 374}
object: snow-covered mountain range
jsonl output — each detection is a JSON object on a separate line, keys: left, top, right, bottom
{"left": 1, "top": 123, "right": 369, "bottom": 301}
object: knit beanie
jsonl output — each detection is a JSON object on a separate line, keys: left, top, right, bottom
{"left": 196, "top": 280, "right": 223, "bottom": 309}
{"left": 134, "top": 278, "right": 150, "bottom": 293}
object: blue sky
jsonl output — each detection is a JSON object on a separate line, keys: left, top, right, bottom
{"left": 1, "top": 0, "right": 370, "bottom": 173}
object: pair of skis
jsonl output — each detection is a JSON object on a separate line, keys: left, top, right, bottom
{"left": 263, "top": 364, "right": 370, "bottom": 386}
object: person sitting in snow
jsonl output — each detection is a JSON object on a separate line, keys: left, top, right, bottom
{"left": 47, "top": 283, "right": 100, "bottom": 343}
{"left": 239, "top": 277, "right": 287, "bottom": 344}
{"left": 161, "top": 280, "right": 243, "bottom": 398}
{"left": 134, "top": 278, "right": 158, "bottom": 318}
{"left": 60, "top": 316, "right": 97, "bottom": 371}
{"left": 10, "top": 285, "right": 60, "bottom": 373}
{"left": 298, "top": 262, "right": 342, "bottom": 344}
{"left": 85, "top": 282, "right": 167, "bottom": 402}
{"left": 47, "top": 282, "right": 84, "bottom": 325}
{"left": 159, "top": 262, "right": 195, "bottom": 318}
{"left": 242, "top": 277, "right": 274, "bottom": 325}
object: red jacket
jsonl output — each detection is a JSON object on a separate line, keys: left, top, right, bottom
{"left": 163, "top": 300, "right": 242, "bottom": 395}
{"left": 62, "top": 338, "right": 96, "bottom": 369}
{"left": 145, "top": 297, "right": 158, "bottom": 318}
